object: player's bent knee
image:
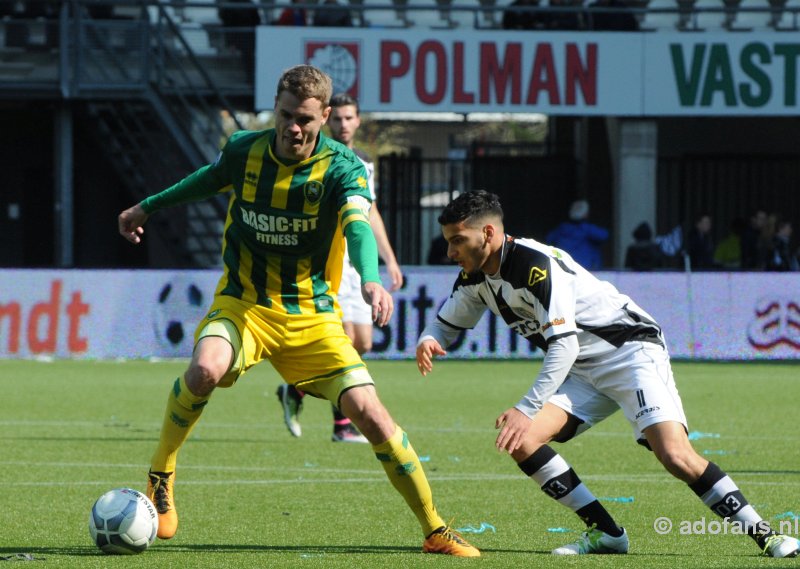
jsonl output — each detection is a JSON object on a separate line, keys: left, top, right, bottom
{"left": 654, "top": 446, "right": 705, "bottom": 481}
{"left": 340, "top": 386, "right": 395, "bottom": 442}
{"left": 185, "top": 360, "right": 227, "bottom": 395}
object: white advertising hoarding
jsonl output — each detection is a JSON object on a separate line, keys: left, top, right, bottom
{"left": 1, "top": 269, "right": 798, "bottom": 361}
{"left": 644, "top": 34, "right": 800, "bottom": 115}
{"left": 255, "top": 28, "right": 800, "bottom": 116}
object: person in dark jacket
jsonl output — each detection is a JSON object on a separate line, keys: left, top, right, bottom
{"left": 625, "top": 221, "right": 663, "bottom": 271}
{"left": 686, "top": 213, "right": 717, "bottom": 270}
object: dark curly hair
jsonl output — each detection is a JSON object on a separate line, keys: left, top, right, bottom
{"left": 438, "top": 190, "right": 504, "bottom": 227}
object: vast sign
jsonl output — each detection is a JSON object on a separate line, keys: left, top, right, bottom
{"left": 645, "top": 35, "right": 800, "bottom": 114}
{"left": 255, "top": 28, "right": 800, "bottom": 115}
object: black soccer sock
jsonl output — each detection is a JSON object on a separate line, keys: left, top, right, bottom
{"left": 688, "top": 462, "right": 773, "bottom": 547}
{"left": 518, "top": 445, "right": 623, "bottom": 537}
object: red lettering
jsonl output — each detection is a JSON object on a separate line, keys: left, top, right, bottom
{"left": 0, "top": 302, "right": 21, "bottom": 353}
{"left": 480, "top": 42, "right": 522, "bottom": 104}
{"left": 565, "top": 43, "right": 597, "bottom": 105}
{"left": 28, "top": 280, "right": 61, "bottom": 354}
{"left": 452, "top": 42, "right": 474, "bottom": 104}
{"left": 380, "top": 41, "right": 410, "bottom": 103}
{"left": 415, "top": 40, "right": 447, "bottom": 105}
{"left": 66, "top": 291, "right": 90, "bottom": 353}
{"left": 526, "top": 43, "right": 560, "bottom": 105}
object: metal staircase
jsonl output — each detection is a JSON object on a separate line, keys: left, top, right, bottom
{"left": 68, "top": 2, "right": 242, "bottom": 267}
{"left": 85, "top": 98, "right": 227, "bottom": 267}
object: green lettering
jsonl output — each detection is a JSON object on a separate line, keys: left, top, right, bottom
{"left": 701, "top": 44, "right": 736, "bottom": 107}
{"left": 774, "top": 43, "right": 800, "bottom": 106}
{"left": 671, "top": 44, "right": 706, "bottom": 105}
{"left": 739, "top": 43, "right": 771, "bottom": 107}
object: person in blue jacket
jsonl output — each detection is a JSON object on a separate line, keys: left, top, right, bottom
{"left": 546, "top": 200, "right": 609, "bottom": 270}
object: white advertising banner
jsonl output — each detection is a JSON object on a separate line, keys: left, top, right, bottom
{"left": 255, "top": 28, "right": 800, "bottom": 116}
{"left": 644, "top": 34, "right": 800, "bottom": 115}
{"left": 1, "top": 269, "right": 798, "bottom": 361}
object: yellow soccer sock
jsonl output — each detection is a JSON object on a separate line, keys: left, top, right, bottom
{"left": 373, "top": 425, "right": 445, "bottom": 536}
{"left": 150, "top": 376, "right": 209, "bottom": 473}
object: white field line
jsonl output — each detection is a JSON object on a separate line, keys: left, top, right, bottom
{"left": 0, "top": 419, "right": 795, "bottom": 441}
{"left": 0, "top": 461, "right": 798, "bottom": 488}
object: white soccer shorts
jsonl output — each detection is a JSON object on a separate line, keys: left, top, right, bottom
{"left": 549, "top": 341, "right": 688, "bottom": 444}
{"left": 338, "top": 262, "right": 372, "bottom": 325}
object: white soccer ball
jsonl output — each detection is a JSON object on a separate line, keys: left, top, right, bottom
{"left": 88, "top": 488, "right": 158, "bottom": 554}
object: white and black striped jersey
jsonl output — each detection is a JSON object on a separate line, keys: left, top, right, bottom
{"left": 419, "top": 236, "right": 665, "bottom": 416}
{"left": 352, "top": 148, "right": 376, "bottom": 201}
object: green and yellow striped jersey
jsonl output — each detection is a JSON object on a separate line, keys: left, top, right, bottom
{"left": 143, "top": 129, "right": 373, "bottom": 314}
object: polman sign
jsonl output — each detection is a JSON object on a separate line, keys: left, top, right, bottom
{"left": 255, "top": 28, "right": 800, "bottom": 116}
{"left": 377, "top": 40, "right": 597, "bottom": 106}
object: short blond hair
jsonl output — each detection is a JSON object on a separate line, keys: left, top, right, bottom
{"left": 276, "top": 65, "right": 333, "bottom": 106}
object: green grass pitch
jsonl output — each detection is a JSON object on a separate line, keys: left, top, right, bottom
{"left": 1, "top": 359, "right": 798, "bottom": 568}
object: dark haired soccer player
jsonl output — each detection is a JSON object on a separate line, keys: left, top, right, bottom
{"left": 118, "top": 65, "right": 478, "bottom": 557}
{"left": 416, "top": 189, "right": 797, "bottom": 558}
{"left": 275, "top": 92, "right": 403, "bottom": 443}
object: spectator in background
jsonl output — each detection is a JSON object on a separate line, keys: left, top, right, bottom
{"left": 686, "top": 212, "right": 716, "bottom": 270}
{"left": 543, "top": 0, "right": 584, "bottom": 30}
{"left": 713, "top": 217, "right": 745, "bottom": 269}
{"left": 274, "top": 0, "right": 308, "bottom": 25}
{"left": 765, "top": 220, "right": 798, "bottom": 271}
{"left": 587, "top": 0, "right": 638, "bottom": 30}
{"left": 218, "top": 0, "right": 261, "bottom": 84}
{"left": 624, "top": 221, "right": 663, "bottom": 271}
{"left": 740, "top": 208, "right": 767, "bottom": 270}
{"left": 314, "top": 0, "right": 353, "bottom": 26}
{"left": 502, "top": 0, "right": 548, "bottom": 30}
{"left": 546, "top": 199, "right": 609, "bottom": 270}
{"left": 758, "top": 213, "right": 777, "bottom": 269}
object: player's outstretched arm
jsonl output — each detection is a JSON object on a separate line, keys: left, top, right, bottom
{"left": 118, "top": 203, "right": 149, "bottom": 244}
{"left": 415, "top": 338, "right": 446, "bottom": 376}
{"left": 361, "top": 281, "right": 393, "bottom": 327}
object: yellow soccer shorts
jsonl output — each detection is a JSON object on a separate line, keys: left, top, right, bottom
{"left": 193, "top": 295, "right": 373, "bottom": 406}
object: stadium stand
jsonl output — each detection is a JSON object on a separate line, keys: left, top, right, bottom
{"left": 691, "top": 0, "right": 726, "bottom": 30}
{"left": 638, "top": 0, "right": 673, "bottom": 29}
{"left": 135, "top": 0, "right": 800, "bottom": 33}
{"left": 771, "top": 0, "right": 800, "bottom": 28}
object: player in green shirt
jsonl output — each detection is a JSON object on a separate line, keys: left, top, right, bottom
{"left": 118, "top": 64, "right": 479, "bottom": 557}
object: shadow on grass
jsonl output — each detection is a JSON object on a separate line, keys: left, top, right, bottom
{"left": 727, "top": 469, "right": 800, "bottom": 476}
{"left": 159, "top": 544, "right": 423, "bottom": 554}
{"left": 0, "top": 545, "right": 704, "bottom": 558}
{"left": 157, "top": 544, "right": 688, "bottom": 556}
{"left": 1, "top": 544, "right": 422, "bottom": 557}
{"left": 0, "top": 546, "right": 97, "bottom": 558}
